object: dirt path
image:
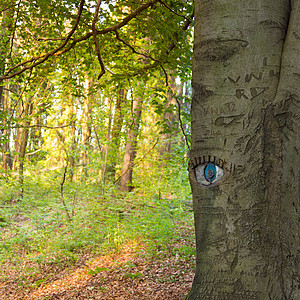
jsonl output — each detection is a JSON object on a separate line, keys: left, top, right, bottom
{"left": 0, "top": 241, "right": 194, "bottom": 299}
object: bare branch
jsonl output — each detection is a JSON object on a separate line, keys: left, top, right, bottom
{"left": 174, "top": 93, "right": 191, "bottom": 151}
{"left": 60, "top": 163, "right": 72, "bottom": 222}
{"left": 116, "top": 7, "right": 194, "bottom": 77}
{"left": 114, "top": 29, "right": 158, "bottom": 63}
{"left": 37, "top": 37, "right": 66, "bottom": 41}
{"left": 160, "top": 64, "right": 169, "bottom": 86}
{"left": 158, "top": 0, "right": 193, "bottom": 22}
{"left": 7, "top": 123, "right": 73, "bottom": 129}
{"left": 0, "top": 3, "right": 17, "bottom": 13}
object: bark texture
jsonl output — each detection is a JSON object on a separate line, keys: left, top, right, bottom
{"left": 188, "top": 0, "right": 299, "bottom": 299}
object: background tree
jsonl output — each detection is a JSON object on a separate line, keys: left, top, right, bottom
{"left": 119, "top": 88, "right": 143, "bottom": 192}
{"left": 187, "top": 0, "right": 299, "bottom": 298}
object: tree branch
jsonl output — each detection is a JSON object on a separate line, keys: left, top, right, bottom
{"left": 158, "top": 1, "right": 193, "bottom": 22}
{"left": 92, "top": 0, "right": 105, "bottom": 80}
{"left": 166, "top": 8, "right": 194, "bottom": 54}
{"left": 114, "top": 29, "right": 158, "bottom": 63}
{"left": 0, "top": 0, "right": 159, "bottom": 81}
{"left": 174, "top": 95, "right": 191, "bottom": 151}
{"left": 7, "top": 123, "right": 72, "bottom": 129}
{"left": 1, "top": 0, "right": 85, "bottom": 81}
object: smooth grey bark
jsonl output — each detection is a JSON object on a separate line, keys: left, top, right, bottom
{"left": 188, "top": 0, "right": 299, "bottom": 299}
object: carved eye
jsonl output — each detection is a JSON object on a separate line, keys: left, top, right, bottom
{"left": 194, "top": 163, "right": 224, "bottom": 186}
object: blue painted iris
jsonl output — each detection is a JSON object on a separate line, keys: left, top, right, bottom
{"left": 195, "top": 163, "right": 224, "bottom": 186}
{"left": 204, "top": 163, "right": 217, "bottom": 182}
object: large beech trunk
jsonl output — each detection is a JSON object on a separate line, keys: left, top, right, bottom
{"left": 188, "top": 0, "right": 299, "bottom": 299}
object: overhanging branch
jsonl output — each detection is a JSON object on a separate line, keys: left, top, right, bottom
{"left": 1, "top": 0, "right": 85, "bottom": 81}
{"left": 92, "top": 0, "right": 105, "bottom": 79}
{"left": 0, "top": 0, "right": 160, "bottom": 81}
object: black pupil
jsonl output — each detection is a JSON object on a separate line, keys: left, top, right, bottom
{"left": 206, "top": 169, "right": 215, "bottom": 179}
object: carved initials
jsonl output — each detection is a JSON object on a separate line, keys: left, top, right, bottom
{"left": 235, "top": 87, "right": 268, "bottom": 100}
{"left": 269, "top": 70, "right": 280, "bottom": 78}
{"left": 245, "top": 72, "right": 262, "bottom": 83}
{"left": 250, "top": 87, "right": 269, "bottom": 100}
{"left": 226, "top": 76, "right": 241, "bottom": 83}
{"left": 235, "top": 89, "right": 249, "bottom": 99}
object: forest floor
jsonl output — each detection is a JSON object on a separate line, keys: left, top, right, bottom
{"left": 0, "top": 171, "right": 195, "bottom": 300}
{"left": 0, "top": 238, "right": 194, "bottom": 300}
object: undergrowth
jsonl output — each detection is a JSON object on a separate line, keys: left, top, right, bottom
{"left": 0, "top": 161, "right": 195, "bottom": 287}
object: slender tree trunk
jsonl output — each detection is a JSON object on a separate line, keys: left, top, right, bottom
{"left": 2, "top": 84, "right": 12, "bottom": 172}
{"left": 67, "top": 95, "right": 76, "bottom": 181}
{"left": 160, "top": 76, "right": 177, "bottom": 160}
{"left": 119, "top": 95, "right": 143, "bottom": 192}
{"left": 13, "top": 101, "right": 22, "bottom": 170}
{"left": 32, "top": 106, "right": 42, "bottom": 159}
{"left": 80, "top": 76, "right": 93, "bottom": 176}
{"left": 17, "top": 101, "right": 30, "bottom": 198}
{"left": 106, "top": 88, "right": 126, "bottom": 180}
{"left": 187, "top": 0, "right": 299, "bottom": 299}
{"left": 1, "top": 1, "right": 15, "bottom": 171}
{"left": 101, "top": 97, "right": 113, "bottom": 191}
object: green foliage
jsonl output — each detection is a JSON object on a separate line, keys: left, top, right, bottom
{"left": 0, "top": 0, "right": 194, "bottom": 289}
{"left": 124, "top": 272, "right": 143, "bottom": 279}
{"left": 0, "top": 159, "right": 193, "bottom": 282}
{"left": 88, "top": 266, "right": 111, "bottom": 275}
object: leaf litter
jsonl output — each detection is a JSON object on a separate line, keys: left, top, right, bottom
{"left": 0, "top": 237, "right": 195, "bottom": 299}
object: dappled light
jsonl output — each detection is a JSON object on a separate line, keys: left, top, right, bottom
{"left": 0, "top": 0, "right": 196, "bottom": 299}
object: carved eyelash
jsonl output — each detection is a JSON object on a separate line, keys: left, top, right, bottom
{"left": 189, "top": 155, "right": 225, "bottom": 170}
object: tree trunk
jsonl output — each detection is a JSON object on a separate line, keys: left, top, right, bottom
{"left": 160, "top": 76, "right": 177, "bottom": 160}
{"left": 1, "top": 1, "right": 15, "bottom": 172}
{"left": 67, "top": 95, "right": 76, "bottom": 181}
{"left": 106, "top": 88, "right": 126, "bottom": 180}
{"left": 17, "top": 101, "right": 30, "bottom": 198}
{"left": 101, "top": 97, "right": 113, "bottom": 192}
{"left": 119, "top": 95, "right": 143, "bottom": 192}
{"left": 2, "top": 83, "right": 12, "bottom": 172}
{"left": 80, "top": 76, "right": 93, "bottom": 176}
{"left": 188, "top": 0, "right": 299, "bottom": 299}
